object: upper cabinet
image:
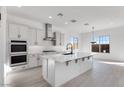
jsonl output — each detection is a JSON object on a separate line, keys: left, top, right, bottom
{"left": 8, "top": 23, "right": 64, "bottom": 46}
{"left": 53, "top": 32, "right": 65, "bottom": 46}
{"left": 19, "top": 25, "right": 29, "bottom": 40}
{"left": 60, "top": 33, "right": 64, "bottom": 45}
{"left": 8, "top": 23, "right": 28, "bottom": 40}
{"left": 28, "top": 28, "right": 36, "bottom": 45}
{"left": 9, "top": 23, "right": 19, "bottom": 39}
{"left": 28, "top": 27, "right": 45, "bottom": 46}
{"left": 37, "top": 29, "right": 45, "bottom": 46}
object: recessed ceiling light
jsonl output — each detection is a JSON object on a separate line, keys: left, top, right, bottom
{"left": 65, "top": 22, "right": 68, "bottom": 24}
{"left": 48, "top": 16, "right": 52, "bottom": 19}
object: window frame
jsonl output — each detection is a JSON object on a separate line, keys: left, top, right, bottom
{"left": 69, "top": 36, "right": 79, "bottom": 49}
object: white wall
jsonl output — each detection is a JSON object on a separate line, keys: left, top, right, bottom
{"left": 7, "top": 14, "right": 43, "bottom": 29}
{"left": 0, "top": 7, "right": 7, "bottom": 86}
{"left": 80, "top": 26, "right": 124, "bottom": 61}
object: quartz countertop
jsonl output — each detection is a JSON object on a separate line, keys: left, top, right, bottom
{"left": 40, "top": 52, "right": 97, "bottom": 63}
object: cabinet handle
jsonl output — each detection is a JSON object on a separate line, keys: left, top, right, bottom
{"left": 37, "top": 57, "right": 40, "bottom": 61}
{"left": 18, "top": 34, "right": 21, "bottom": 38}
{"left": 34, "top": 42, "right": 38, "bottom": 45}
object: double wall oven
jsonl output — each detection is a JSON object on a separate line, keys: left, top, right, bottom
{"left": 10, "top": 40, "right": 27, "bottom": 67}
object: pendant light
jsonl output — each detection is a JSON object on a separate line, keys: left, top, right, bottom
{"left": 90, "top": 26, "right": 96, "bottom": 44}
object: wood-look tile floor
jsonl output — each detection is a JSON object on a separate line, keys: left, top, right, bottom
{"left": 6, "top": 60, "right": 124, "bottom": 87}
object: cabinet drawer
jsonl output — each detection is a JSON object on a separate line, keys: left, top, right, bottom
{"left": 11, "top": 65, "right": 28, "bottom": 71}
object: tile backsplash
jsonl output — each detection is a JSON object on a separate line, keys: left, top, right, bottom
{"left": 28, "top": 45, "right": 66, "bottom": 54}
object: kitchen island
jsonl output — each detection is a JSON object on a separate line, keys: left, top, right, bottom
{"left": 41, "top": 52, "right": 95, "bottom": 87}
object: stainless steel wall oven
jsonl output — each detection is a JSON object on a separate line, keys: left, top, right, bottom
{"left": 10, "top": 40, "right": 27, "bottom": 67}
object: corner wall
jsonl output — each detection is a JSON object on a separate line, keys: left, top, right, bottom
{"left": 0, "top": 7, "right": 7, "bottom": 86}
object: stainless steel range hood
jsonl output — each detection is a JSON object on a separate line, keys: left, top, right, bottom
{"left": 43, "top": 23, "right": 54, "bottom": 41}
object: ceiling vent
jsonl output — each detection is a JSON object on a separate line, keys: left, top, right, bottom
{"left": 57, "top": 13, "right": 64, "bottom": 17}
{"left": 70, "top": 19, "right": 77, "bottom": 23}
{"left": 84, "top": 23, "right": 89, "bottom": 26}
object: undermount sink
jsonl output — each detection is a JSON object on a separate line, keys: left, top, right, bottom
{"left": 63, "top": 53, "right": 73, "bottom": 55}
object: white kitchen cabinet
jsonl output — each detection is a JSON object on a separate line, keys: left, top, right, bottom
{"left": 9, "top": 23, "right": 19, "bottom": 39}
{"left": 54, "top": 32, "right": 61, "bottom": 45}
{"left": 79, "top": 56, "right": 93, "bottom": 73}
{"left": 28, "top": 54, "right": 42, "bottom": 68}
{"left": 60, "top": 33, "right": 64, "bottom": 46}
{"left": 9, "top": 23, "right": 29, "bottom": 40}
{"left": 28, "top": 54, "right": 38, "bottom": 68}
{"left": 10, "top": 64, "right": 28, "bottom": 72}
{"left": 28, "top": 28, "right": 45, "bottom": 46}
{"left": 37, "top": 29, "right": 45, "bottom": 46}
{"left": 28, "top": 28, "right": 37, "bottom": 45}
{"left": 42, "top": 55, "right": 93, "bottom": 87}
{"left": 42, "top": 58, "right": 55, "bottom": 85}
{"left": 53, "top": 32, "right": 64, "bottom": 46}
{"left": 37, "top": 55, "right": 42, "bottom": 66}
{"left": 19, "top": 25, "right": 29, "bottom": 40}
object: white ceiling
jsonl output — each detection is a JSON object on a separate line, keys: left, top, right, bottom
{"left": 7, "top": 6, "right": 124, "bottom": 33}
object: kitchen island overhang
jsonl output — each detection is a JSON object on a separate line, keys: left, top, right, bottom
{"left": 41, "top": 52, "right": 95, "bottom": 87}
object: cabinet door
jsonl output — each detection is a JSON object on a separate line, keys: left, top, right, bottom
{"left": 55, "top": 32, "right": 61, "bottom": 46}
{"left": 37, "top": 55, "right": 42, "bottom": 66}
{"left": 60, "top": 33, "right": 64, "bottom": 46}
{"left": 19, "top": 25, "right": 29, "bottom": 40}
{"left": 28, "top": 54, "right": 38, "bottom": 68}
{"left": 47, "top": 59, "right": 55, "bottom": 85}
{"left": 11, "top": 65, "right": 28, "bottom": 71}
{"left": 28, "top": 28, "right": 37, "bottom": 46}
{"left": 42, "top": 59, "right": 48, "bottom": 78}
{"left": 9, "top": 23, "right": 19, "bottom": 39}
{"left": 37, "top": 30, "right": 44, "bottom": 46}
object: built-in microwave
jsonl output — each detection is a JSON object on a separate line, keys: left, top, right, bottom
{"left": 10, "top": 40, "right": 27, "bottom": 54}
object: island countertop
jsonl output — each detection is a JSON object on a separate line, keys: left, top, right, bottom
{"left": 40, "top": 52, "right": 97, "bottom": 63}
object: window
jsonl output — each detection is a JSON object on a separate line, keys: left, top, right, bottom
{"left": 92, "top": 35, "right": 110, "bottom": 53}
{"left": 69, "top": 36, "right": 78, "bottom": 49}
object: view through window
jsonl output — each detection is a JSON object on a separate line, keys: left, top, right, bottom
{"left": 92, "top": 35, "right": 110, "bottom": 53}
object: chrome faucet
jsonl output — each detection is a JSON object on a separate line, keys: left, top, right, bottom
{"left": 66, "top": 43, "right": 73, "bottom": 54}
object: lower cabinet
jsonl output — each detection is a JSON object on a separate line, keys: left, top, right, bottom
{"left": 28, "top": 54, "right": 42, "bottom": 68}
{"left": 28, "top": 54, "right": 38, "bottom": 68}
{"left": 37, "top": 55, "right": 42, "bottom": 66}
{"left": 42, "top": 56, "right": 93, "bottom": 86}
{"left": 42, "top": 58, "right": 55, "bottom": 85}
{"left": 10, "top": 65, "right": 28, "bottom": 72}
